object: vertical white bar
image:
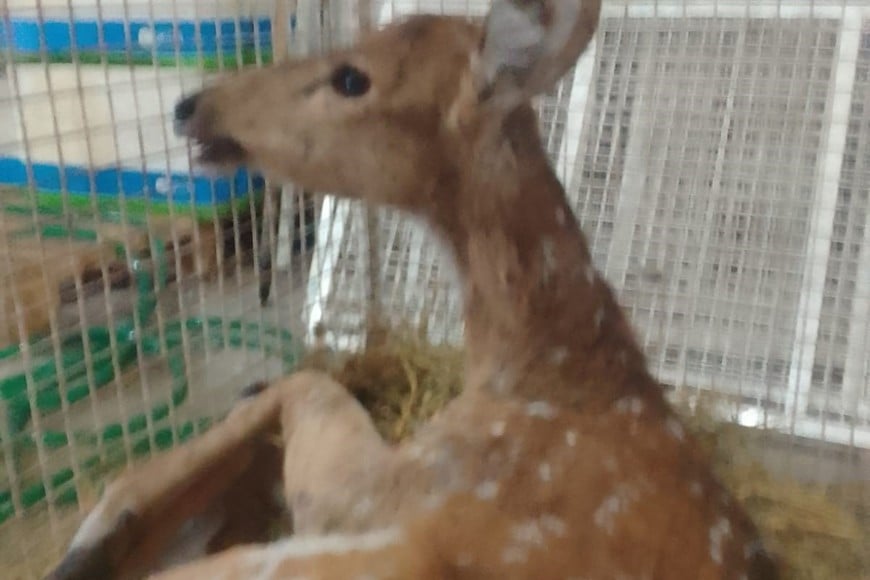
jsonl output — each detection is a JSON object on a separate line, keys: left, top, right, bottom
{"left": 842, "top": 208, "right": 870, "bottom": 417}
{"left": 274, "top": 186, "right": 297, "bottom": 268}
{"left": 785, "top": 7, "right": 860, "bottom": 431}
{"left": 843, "top": 17, "right": 870, "bottom": 418}
{"left": 305, "top": 195, "right": 349, "bottom": 340}
{"left": 604, "top": 55, "right": 652, "bottom": 288}
{"left": 292, "top": 0, "right": 330, "bottom": 342}
{"left": 294, "top": 0, "right": 324, "bottom": 54}
{"left": 275, "top": 0, "right": 331, "bottom": 278}
{"left": 301, "top": 0, "right": 386, "bottom": 347}
{"left": 274, "top": 0, "right": 299, "bottom": 272}
{"left": 403, "top": 219, "right": 426, "bottom": 320}
{"left": 557, "top": 32, "right": 597, "bottom": 191}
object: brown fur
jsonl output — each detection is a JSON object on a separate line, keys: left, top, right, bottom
{"left": 48, "top": 3, "right": 780, "bottom": 579}
{"left": 153, "top": 387, "right": 775, "bottom": 579}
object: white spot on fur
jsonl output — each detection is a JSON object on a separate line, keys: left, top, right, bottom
{"left": 689, "top": 481, "right": 704, "bottom": 497}
{"left": 603, "top": 456, "right": 618, "bottom": 473}
{"left": 593, "top": 484, "right": 640, "bottom": 535}
{"left": 511, "top": 520, "right": 546, "bottom": 546}
{"left": 490, "top": 420, "right": 506, "bottom": 437}
{"left": 492, "top": 368, "right": 515, "bottom": 394}
{"left": 550, "top": 347, "right": 569, "bottom": 365}
{"left": 556, "top": 208, "right": 567, "bottom": 225}
{"left": 501, "top": 546, "right": 528, "bottom": 564}
{"left": 585, "top": 264, "right": 596, "bottom": 284}
{"left": 666, "top": 417, "right": 686, "bottom": 441}
{"left": 565, "top": 430, "right": 577, "bottom": 447}
{"left": 540, "top": 514, "right": 568, "bottom": 537}
{"left": 615, "top": 396, "right": 644, "bottom": 416}
{"left": 501, "top": 515, "right": 569, "bottom": 565}
{"left": 709, "top": 517, "right": 733, "bottom": 565}
{"left": 526, "top": 400, "right": 556, "bottom": 419}
{"left": 538, "top": 462, "right": 552, "bottom": 482}
{"left": 475, "top": 480, "right": 500, "bottom": 500}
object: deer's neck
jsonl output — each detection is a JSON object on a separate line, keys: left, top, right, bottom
{"left": 432, "top": 106, "right": 657, "bottom": 409}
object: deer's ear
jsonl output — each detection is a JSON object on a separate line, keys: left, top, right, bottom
{"left": 474, "top": 0, "right": 600, "bottom": 110}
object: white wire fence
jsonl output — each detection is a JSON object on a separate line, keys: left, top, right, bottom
{"left": 306, "top": 0, "right": 870, "bottom": 450}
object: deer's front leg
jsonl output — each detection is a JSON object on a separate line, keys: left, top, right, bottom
{"left": 45, "top": 370, "right": 393, "bottom": 580}
{"left": 275, "top": 371, "right": 394, "bottom": 535}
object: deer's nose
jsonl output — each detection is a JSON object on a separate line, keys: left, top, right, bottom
{"left": 173, "top": 93, "right": 202, "bottom": 137}
{"left": 174, "top": 93, "right": 199, "bottom": 123}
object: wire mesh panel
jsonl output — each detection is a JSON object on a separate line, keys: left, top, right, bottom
{"left": 572, "top": 6, "right": 870, "bottom": 451}
{"left": 304, "top": 1, "right": 870, "bottom": 449}
{"left": 0, "top": 0, "right": 306, "bottom": 574}
{"left": 574, "top": 14, "right": 839, "bottom": 426}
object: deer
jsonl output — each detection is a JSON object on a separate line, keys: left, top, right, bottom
{"left": 45, "top": 1, "right": 781, "bottom": 578}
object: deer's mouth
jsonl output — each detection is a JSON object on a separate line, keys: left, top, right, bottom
{"left": 173, "top": 93, "right": 249, "bottom": 170}
{"left": 190, "top": 135, "right": 248, "bottom": 168}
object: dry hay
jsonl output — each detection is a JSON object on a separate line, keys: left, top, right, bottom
{"left": 675, "top": 393, "right": 870, "bottom": 580}
{"left": 306, "top": 325, "right": 464, "bottom": 443}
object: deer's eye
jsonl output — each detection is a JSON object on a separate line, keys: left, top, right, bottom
{"left": 331, "top": 64, "right": 371, "bottom": 97}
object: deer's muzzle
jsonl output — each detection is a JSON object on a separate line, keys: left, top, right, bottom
{"left": 174, "top": 92, "right": 248, "bottom": 169}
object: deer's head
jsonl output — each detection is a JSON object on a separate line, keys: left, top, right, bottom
{"left": 174, "top": 0, "right": 601, "bottom": 210}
